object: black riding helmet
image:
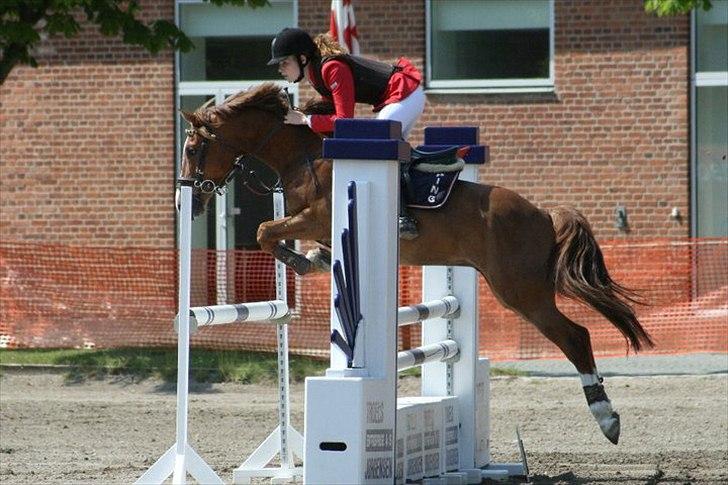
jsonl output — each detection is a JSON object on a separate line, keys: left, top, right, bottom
{"left": 268, "top": 28, "right": 317, "bottom": 82}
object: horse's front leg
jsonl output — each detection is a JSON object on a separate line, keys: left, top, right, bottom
{"left": 257, "top": 207, "right": 329, "bottom": 276}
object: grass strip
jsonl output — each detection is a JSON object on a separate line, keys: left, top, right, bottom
{"left": 0, "top": 348, "right": 527, "bottom": 383}
{"left": 0, "top": 348, "right": 328, "bottom": 384}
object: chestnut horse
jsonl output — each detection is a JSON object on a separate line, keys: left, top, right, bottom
{"left": 179, "top": 83, "right": 653, "bottom": 444}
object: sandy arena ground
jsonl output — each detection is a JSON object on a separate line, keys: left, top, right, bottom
{"left": 0, "top": 371, "right": 726, "bottom": 484}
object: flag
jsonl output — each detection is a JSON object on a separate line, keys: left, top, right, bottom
{"left": 330, "top": 0, "right": 360, "bottom": 55}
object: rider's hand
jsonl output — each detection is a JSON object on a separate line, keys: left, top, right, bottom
{"left": 284, "top": 109, "right": 308, "bottom": 126}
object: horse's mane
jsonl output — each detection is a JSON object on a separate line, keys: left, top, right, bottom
{"left": 188, "top": 82, "right": 288, "bottom": 127}
{"left": 184, "top": 82, "right": 336, "bottom": 128}
{"left": 300, "top": 97, "right": 335, "bottom": 115}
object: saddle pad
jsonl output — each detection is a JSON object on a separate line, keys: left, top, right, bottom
{"left": 405, "top": 169, "right": 460, "bottom": 209}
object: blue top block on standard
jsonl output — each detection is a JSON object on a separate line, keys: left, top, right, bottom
{"left": 333, "top": 119, "right": 403, "bottom": 140}
{"left": 424, "top": 127, "right": 479, "bottom": 145}
{"left": 324, "top": 119, "right": 410, "bottom": 161}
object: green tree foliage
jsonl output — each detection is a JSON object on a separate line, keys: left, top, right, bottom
{"left": 0, "top": 0, "right": 268, "bottom": 83}
{"left": 644, "top": 0, "right": 713, "bottom": 16}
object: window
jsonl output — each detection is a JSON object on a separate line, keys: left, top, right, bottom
{"left": 692, "top": 1, "right": 728, "bottom": 238}
{"left": 427, "top": 0, "right": 554, "bottom": 91}
{"left": 695, "top": 1, "right": 728, "bottom": 73}
{"left": 178, "top": 1, "right": 294, "bottom": 82}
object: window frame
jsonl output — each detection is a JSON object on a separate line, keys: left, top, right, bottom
{"left": 690, "top": 8, "right": 728, "bottom": 238}
{"left": 425, "top": 0, "right": 555, "bottom": 93}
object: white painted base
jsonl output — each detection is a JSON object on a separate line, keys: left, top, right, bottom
{"left": 304, "top": 376, "right": 396, "bottom": 484}
{"left": 232, "top": 425, "right": 304, "bottom": 484}
{"left": 481, "top": 462, "right": 528, "bottom": 480}
{"left": 135, "top": 443, "right": 223, "bottom": 485}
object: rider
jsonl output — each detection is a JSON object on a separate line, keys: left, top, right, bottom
{"left": 267, "top": 27, "right": 424, "bottom": 240}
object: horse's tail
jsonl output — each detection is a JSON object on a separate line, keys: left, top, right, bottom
{"left": 550, "top": 207, "right": 654, "bottom": 351}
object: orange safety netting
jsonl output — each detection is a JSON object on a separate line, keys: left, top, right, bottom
{"left": 1, "top": 239, "right": 726, "bottom": 360}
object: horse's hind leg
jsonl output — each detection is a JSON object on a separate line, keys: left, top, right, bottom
{"left": 487, "top": 278, "right": 621, "bottom": 444}
{"left": 526, "top": 301, "right": 620, "bottom": 444}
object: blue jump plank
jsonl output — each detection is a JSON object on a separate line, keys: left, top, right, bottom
{"left": 424, "top": 126, "right": 479, "bottom": 145}
{"left": 323, "top": 139, "right": 411, "bottom": 161}
{"left": 334, "top": 119, "right": 402, "bottom": 140}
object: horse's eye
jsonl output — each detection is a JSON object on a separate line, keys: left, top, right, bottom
{"left": 187, "top": 147, "right": 196, "bottom": 156}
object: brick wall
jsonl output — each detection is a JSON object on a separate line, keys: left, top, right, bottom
{"left": 300, "top": 0, "right": 691, "bottom": 239}
{"left": 0, "top": 0, "right": 691, "bottom": 247}
{"left": 0, "top": 0, "right": 175, "bottom": 247}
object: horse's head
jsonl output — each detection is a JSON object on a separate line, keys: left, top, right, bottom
{"left": 177, "top": 83, "right": 291, "bottom": 218}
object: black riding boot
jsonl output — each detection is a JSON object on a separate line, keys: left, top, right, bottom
{"left": 399, "top": 186, "right": 419, "bottom": 240}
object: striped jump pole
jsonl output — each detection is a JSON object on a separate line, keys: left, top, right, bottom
{"left": 181, "top": 300, "right": 289, "bottom": 332}
{"left": 396, "top": 340, "right": 459, "bottom": 372}
{"left": 397, "top": 296, "right": 459, "bottom": 327}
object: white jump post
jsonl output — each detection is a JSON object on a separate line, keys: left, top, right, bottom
{"left": 233, "top": 189, "right": 304, "bottom": 484}
{"left": 304, "top": 120, "right": 526, "bottom": 484}
{"left": 136, "top": 180, "right": 224, "bottom": 485}
{"left": 419, "top": 127, "right": 526, "bottom": 481}
{"left": 137, "top": 184, "right": 303, "bottom": 484}
{"left": 418, "top": 127, "right": 485, "bottom": 477}
{"left": 305, "top": 119, "right": 406, "bottom": 483}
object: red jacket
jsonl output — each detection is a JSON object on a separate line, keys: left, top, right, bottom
{"left": 307, "top": 57, "right": 422, "bottom": 134}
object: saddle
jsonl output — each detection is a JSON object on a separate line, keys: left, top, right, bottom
{"left": 402, "top": 146, "right": 470, "bottom": 209}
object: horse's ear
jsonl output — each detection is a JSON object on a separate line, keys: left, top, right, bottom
{"left": 200, "top": 97, "right": 216, "bottom": 110}
{"left": 180, "top": 110, "right": 195, "bottom": 124}
{"left": 207, "top": 112, "right": 220, "bottom": 125}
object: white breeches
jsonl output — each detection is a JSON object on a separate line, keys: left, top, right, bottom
{"left": 377, "top": 85, "right": 426, "bottom": 139}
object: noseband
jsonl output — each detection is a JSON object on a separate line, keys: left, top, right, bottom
{"left": 185, "top": 122, "right": 283, "bottom": 196}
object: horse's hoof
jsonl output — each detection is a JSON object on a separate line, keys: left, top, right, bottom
{"left": 601, "top": 411, "right": 620, "bottom": 445}
{"left": 306, "top": 248, "right": 331, "bottom": 272}
{"left": 291, "top": 258, "right": 312, "bottom": 276}
{"left": 273, "top": 244, "right": 312, "bottom": 275}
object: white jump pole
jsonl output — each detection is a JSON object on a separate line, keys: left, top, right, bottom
{"left": 304, "top": 119, "right": 407, "bottom": 484}
{"left": 136, "top": 181, "right": 223, "bottom": 485}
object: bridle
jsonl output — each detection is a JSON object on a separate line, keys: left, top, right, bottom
{"left": 185, "top": 89, "right": 322, "bottom": 198}
{"left": 185, "top": 121, "right": 284, "bottom": 196}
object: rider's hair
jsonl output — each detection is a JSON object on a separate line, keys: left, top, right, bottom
{"left": 313, "top": 33, "right": 348, "bottom": 57}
